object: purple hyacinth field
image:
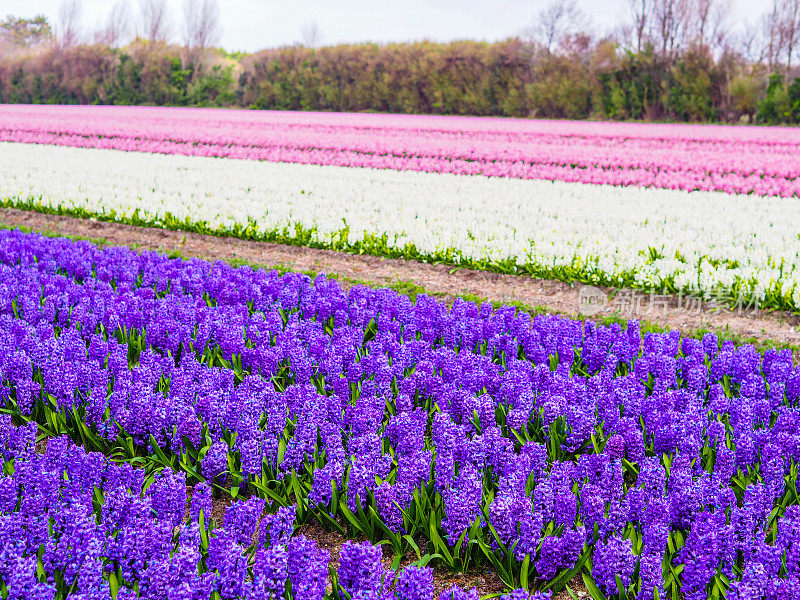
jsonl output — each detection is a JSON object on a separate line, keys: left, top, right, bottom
{"left": 0, "top": 227, "right": 799, "bottom": 600}
{"left": 6, "top": 0, "right": 800, "bottom": 594}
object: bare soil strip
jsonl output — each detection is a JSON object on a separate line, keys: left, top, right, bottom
{"left": 2, "top": 207, "right": 797, "bottom": 347}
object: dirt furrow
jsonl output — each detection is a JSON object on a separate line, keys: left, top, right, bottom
{"left": 2, "top": 207, "right": 798, "bottom": 347}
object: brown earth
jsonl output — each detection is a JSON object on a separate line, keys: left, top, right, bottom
{"left": 1, "top": 207, "right": 798, "bottom": 348}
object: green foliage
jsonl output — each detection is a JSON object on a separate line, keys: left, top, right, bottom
{"left": 527, "top": 54, "right": 593, "bottom": 119}
{"left": 0, "top": 35, "right": 780, "bottom": 123}
{"left": 0, "top": 15, "right": 52, "bottom": 47}
{"left": 188, "top": 64, "right": 235, "bottom": 106}
{"left": 0, "top": 40, "right": 233, "bottom": 109}
{"left": 665, "top": 46, "right": 714, "bottom": 122}
{"left": 594, "top": 47, "right": 662, "bottom": 120}
{"left": 729, "top": 74, "right": 760, "bottom": 118}
{"left": 237, "top": 40, "right": 534, "bottom": 116}
{"left": 756, "top": 72, "right": 796, "bottom": 124}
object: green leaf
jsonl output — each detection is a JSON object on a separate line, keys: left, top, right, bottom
{"left": 331, "top": 481, "right": 340, "bottom": 515}
{"left": 249, "top": 479, "right": 289, "bottom": 506}
{"left": 311, "top": 503, "right": 346, "bottom": 534}
{"left": 412, "top": 553, "right": 442, "bottom": 567}
{"left": 340, "top": 503, "right": 366, "bottom": 535}
{"left": 582, "top": 573, "right": 609, "bottom": 600}
{"left": 428, "top": 518, "right": 453, "bottom": 566}
{"left": 182, "top": 435, "right": 200, "bottom": 461}
{"left": 148, "top": 434, "right": 172, "bottom": 466}
{"left": 479, "top": 506, "right": 509, "bottom": 557}
{"left": 403, "top": 535, "right": 422, "bottom": 560}
{"left": 520, "top": 555, "right": 530, "bottom": 590}
{"left": 662, "top": 571, "right": 674, "bottom": 590}
{"left": 711, "top": 580, "right": 721, "bottom": 600}
{"left": 198, "top": 510, "right": 210, "bottom": 545}
{"left": 289, "top": 471, "right": 306, "bottom": 518}
{"left": 475, "top": 534, "right": 513, "bottom": 587}
{"left": 277, "top": 439, "right": 286, "bottom": 465}
{"left": 510, "top": 427, "right": 528, "bottom": 446}
{"left": 453, "top": 527, "right": 470, "bottom": 564}
{"left": 615, "top": 574, "right": 626, "bottom": 599}
{"left": 108, "top": 572, "right": 119, "bottom": 598}
{"left": 542, "top": 547, "right": 589, "bottom": 592}
{"left": 368, "top": 506, "right": 401, "bottom": 551}
{"left": 565, "top": 586, "right": 580, "bottom": 600}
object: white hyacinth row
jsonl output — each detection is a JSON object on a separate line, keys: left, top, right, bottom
{"left": 1, "top": 142, "right": 798, "bottom": 308}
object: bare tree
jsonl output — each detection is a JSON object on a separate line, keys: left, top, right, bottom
{"left": 300, "top": 20, "right": 322, "bottom": 48}
{"left": 57, "top": 0, "right": 83, "bottom": 48}
{"left": 139, "top": 0, "right": 171, "bottom": 43}
{"left": 763, "top": 0, "right": 783, "bottom": 66}
{"left": 651, "top": 0, "right": 692, "bottom": 59}
{"left": 781, "top": 0, "right": 800, "bottom": 69}
{"left": 183, "top": 0, "right": 221, "bottom": 49}
{"left": 761, "top": 0, "right": 800, "bottom": 69}
{"left": 691, "top": 0, "right": 730, "bottom": 52}
{"left": 626, "top": 0, "right": 651, "bottom": 52}
{"left": 96, "top": 0, "right": 131, "bottom": 46}
{"left": 624, "top": 0, "right": 729, "bottom": 55}
{"left": 729, "top": 19, "right": 765, "bottom": 65}
{"left": 183, "top": 0, "right": 198, "bottom": 46}
{"left": 533, "top": 0, "right": 588, "bottom": 52}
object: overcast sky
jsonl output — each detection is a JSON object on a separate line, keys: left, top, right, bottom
{"left": 4, "top": 0, "right": 768, "bottom": 53}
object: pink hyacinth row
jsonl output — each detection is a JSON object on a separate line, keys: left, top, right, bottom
{"left": 2, "top": 104, "right": 800, "bottom": 196}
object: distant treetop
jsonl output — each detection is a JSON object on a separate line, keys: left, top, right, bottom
{"left": 0, "top": 15, "right": 53, "bottom": 47}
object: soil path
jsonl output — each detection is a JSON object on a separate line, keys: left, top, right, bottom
{"left": 2, "top": 207, "right": 798, "bottom": 347}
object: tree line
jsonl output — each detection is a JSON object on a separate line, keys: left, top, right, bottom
{"left": 2, "top": 0, "right": 800, "bottom": 124}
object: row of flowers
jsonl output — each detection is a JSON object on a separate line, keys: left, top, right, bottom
{"left": 2, "top": 105, "right": 800, "bottom": 196}
{"left": 2, "top": 417, "right": 530, "bottom": 600}
{"left": 2, "top": 142, "right": 798, "bottom": 311}
{"left": 0, "top": 230, "right": 798, "bottom": 598}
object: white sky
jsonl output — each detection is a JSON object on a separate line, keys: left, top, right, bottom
{"left": 2, "top": 0, "right": 767, "bottom": 53}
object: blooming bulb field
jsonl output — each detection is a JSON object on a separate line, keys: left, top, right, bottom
{"left": 2, "top": 105, "right": 800, "bottom": 196}
{"left": 0, "top": 230, "right": 799, "bottom": 598}
{"left": 0, "top": 420, "right": 479, "bottom": 600}
{"left": 2, "top": 141, "right": 799, "bottom": 309}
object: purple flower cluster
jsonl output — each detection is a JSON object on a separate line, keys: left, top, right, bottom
{"left": 0, "top": 419, "right": 451, "bottom": 600}
{"left": 2, "top": 229, "right": 800, "bottom": 598}
{"left": 0, "top": 421, "right": 334, "bottom": 599}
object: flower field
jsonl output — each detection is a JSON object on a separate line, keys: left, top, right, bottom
{"left": 0, "top": 228, "right": 799, "bottom": 599}
{"left": 3, "top": 104, "right": 800, "bottom": 311}
{"left": 1, "top": 105, "right": 800, "bottom": 599}
{"left": 2, "top": 105, "right": 800, "bottom": 197}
